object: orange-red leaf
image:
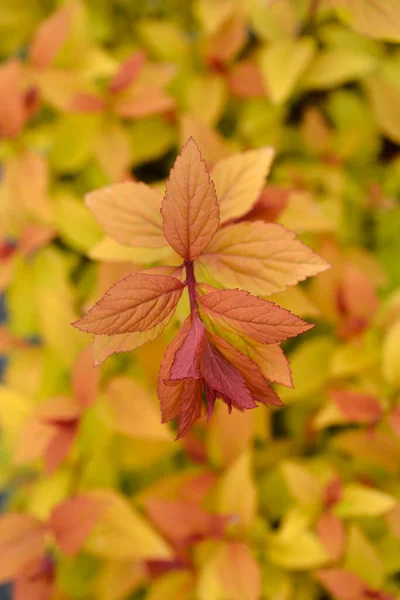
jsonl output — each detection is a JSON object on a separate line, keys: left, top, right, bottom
{"left": 219, "top": 542, "right": 261, "bottom": 600}
{"left": 92, "top": 311, "right": 174, "bottom": 365}
{"left": 329, "top": 389, "right": 382, "bottom": 425}
{"left": 198, "top": 289, "right": 313, "bottom": 344}
{"left": 316, "top": 568, "right": 365, "bottom": 600}
{"left": 114, "top": 84, "right": 175, "bottom": 118}
{"left": 196, "top": 221, "right": 329, "bottom": 296}
{"left": 316, "top": 512, "right": 346, "bottom": 562}
{"left": 72, "top": 347, "right": 99, "bottom": 408}
{"left": 73, "top": 272, "right": 184, "bottom": 335}
{"left": 0, "top": 514, "right": 46, "bottom": 583}
{"left": 161, "top": 137, "right": 220, "bottom": 260}
{"left": 14, "top": 557, "right": 54, "bottom": 600}
{"left": 109, "top": 50, "right": 146, "bottom": 94}
{"left": 50, "top": 495, "right": 111, "bottom": 556}
{"left": 86, "top": 182, "right": 166, "bottom": 248}
{"left": 211, "top": 147, "right": 275, "bottom": 223}
{"left": 29, "top": 4, "right": 71, "bottom": 69}
{"left": 0, "top": 60, "right": 26, "bottom": 138}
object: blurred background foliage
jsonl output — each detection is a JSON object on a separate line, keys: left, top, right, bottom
{"left": 1, "top": 0, "right": 400, "bottom": 599}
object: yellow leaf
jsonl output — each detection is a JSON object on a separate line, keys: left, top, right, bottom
{"left": 334, "top": 484, "right": 397, "bottom": 518}
{"left": 280, "top": 461, "right": 324, "bottom": 506}
{"left": 211, "top": 147, "right": 274, "bottom": 222}
{"left": 93, "top": 120, "right": 131, "bottom": 181}
{"left": 269, "top": 287, "right": 320, "bottom": 318}
{"left": 104, "top": 377, "right": 171, "bottom": 440}
{"left": 146, "top": 571, "right": 194, "bottom": 600}
{"left": 277, "top": 191, "right": 333, "bottom": 234}
{"left": 186, "top": 74, "right": 227, "bottom": 126}
{"left": 268, "top": 529, "right": 329, "bottom": 570}
{"left": 366, "top": 76, "right": 400, "bottom": 144}
{"left": 259, "top": 37, "right": 316, "bottom": 104}
{"left": 344, "top": 525, "right": 384, "bottom": 588}
{"left": 277, "top": 337, "right": 336, "bottom": 403}
{"left": 214, "top": 450, "right": 256, "bottom": 530}
{"left": 302, "top": 49, "right": 375, "bottom": 89}
{"left": 382, "top": 317, "right": 400, "bottom": 389}
{"left": 54, "top": 192, "right": 103, "bottom": 253}
{"left": 26, "top": 470, "right": 71, "bottom": 521}
{"left": 0, "top": 385, "right": 33, "bottom": 451}
{"left": 331, "top": 0, "right": 400, "bottom": 42}
{"left": 85, "top": 490, "right": 172, "bottom": 560}
{"left": 89, "top": 236, "right": 173, "bottom": 264}
{"left": 49, "top": 114, "right": 97, "bottom": 172}
{"left": 95, "top": 561, "right": 145, "bottom": 600}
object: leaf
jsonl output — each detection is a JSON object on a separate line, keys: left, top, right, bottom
{"left": 218, "top": 542, "right": 262, "bottom": 600}
{"left": 269, "top": 529, "right": 330, "bottom": 570}
{"left": 29, "top": 3, "right": 71, "bottom": 69}
{"left": 72, "top": 347, "right": 99, "bottom": 408}
{"left": 54, "top": 192, "right": 103, "bottom": 253}
{"left": 209, "top": 333, "right": 283, "bottom": 407}
{"left": 259, "top": 37, "right": 316, "bottom": 104}
{"left": 84, "top": 490, "right": 172, "bottom": 560}
{"left": 161, "top": 137, "right": 220, "bottom": 260}
{"left": 366, "top": 77, "right": 400, "bottom": 144}
{"left": 86, "top": 181, "right": 166, "bottom": 248}
{"left": 316, "top": 512, "right": 346, "bottom": 562}
{"left": 302, "top": 49, "right": 375, "bottom": 90}
{"left": 214, "top": 450, "right": 256, "bottom": 530}
{"left": 73, "top": 272, "right": 184, "bottom": 335}
{"left": 334, "top": 484, "right": 397, "bottom": 518}
{"left": 331, "top": 0, "right": 400, "bottom": 42}
{"left": 344, "top": 525, "right": 384, "bottom": 588}
{"left": 170, "top": 315, "right": 206, "bottom": 380}
{"left": 145, "top": 498, "right": 227, "bottom": 549}
{"left": 196, "top": 222, "right": 329, "bottom": 296}
{"left": 382, "top": 318, "right": 400, "bottom": 388}
{"left": 328, "top": 389, "right": 382, "bottom": 424}
{"left": 316, "top": 568, "right": 366, "bottom": 600}
{"left": 210, "top": 147, "right": 274, "bottom": 222}
{"left": 0, "top": 60, "right": 26, "bottom": 138}
{"left": 198, "top": 289, "right": 313, "bottom": 345}
{"left": 92, "top": 311, "right": 175, "bottom": 365}
{"left": 50, "top": 495, "right": 111, "bottom": 556}
{"left": 0, "top": 514, "right": 46, "bottom": 583}
{"left": 89, "top": 236, "right": 173, "bottom": 264}
{"left": 105, "top": 377, "right": 171, "bottom": 440}
{"left": 13, "top": 558, "right": 53, "bottom": 600}
{"left": 108, "top": 50, "right": 146, "bottom": 94}
{"left": 180, "top": 114, "right": 231, "bottom": 165}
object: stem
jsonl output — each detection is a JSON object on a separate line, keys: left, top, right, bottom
{"left": 185, "top": 261, "right": 198, "bottom": 315}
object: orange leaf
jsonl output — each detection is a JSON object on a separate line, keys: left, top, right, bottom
{"left": 316, "top": 511, "right": 346, "bottom": 562}
{"left": 44, "top": 422, "right": 79, "bottom": 474}
{"left": 92, "top": 311, "right": 175, "bottom": 365}
{"left": 70, "top": 92, "right": 107, "bottom": 113}
{"left": 114, "top": 84, "right": 175, "bottom": 118}
{"left": 109, "top": 50, "right": 146, "bottom": 94}
{"left": 50, "top": 495, "right": 111, "bottom": 557}
{"left": 244, "top": 342, "right": 293, "bottom": 387}
{"left": 316, "top": 568, "right": 365, "bottom": 600}
{"left": 86, "top": 181, "right": 166, "bottom": 248}
{"left": 219, "top": 542, "right": 261, "bottom": 600}
{"left": 161, "top": 138, "right": 220, "bottom": 260}
{"left": 198, "top": 289, "right": 313, "bottom": 344}
{"left": 14, "top": 557, "right": 54, "bottom": 600}
{"left": 0, "top": 514, "right": 46, "bottom": 583}
{"left": 329, "top": 389, "right": 382, "bottom": 424}
{"left": 145, "top": 499, "right": 227, "bottom": 550}
{"left": 19, "top": 224, "right": 56, "bottom": 256}
{"left": 72, "top": 347, "right": 99, "bottom": 409}
{"left": 73, "top": 272, "right": 184, "bottom": 335}
{"left": 211, "top": 147, "right": 274, "bottom": 223}
{"left": 0, "top": 60, "right": 26, "bottom": 138}
{"left": 29, "top": 4, "right": 71, "bottom": 69}
{"left": 196, "top": 221, "right": 329, "bottom": 296}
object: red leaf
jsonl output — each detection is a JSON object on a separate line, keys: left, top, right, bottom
{"left": 210, "top": 333, "right": 283, "bottom": 407}
{"left": 50, "top": 495, "right": 111, "bottom": 556}
{"left": 329, "top": 389, "right": 382, "bottom": 424}
{"left": 109, "top": 50, "right": 146, "bottom": 94}
{"left": 198, "top": 289, "right": 313, "bottom": 344}
{"left": 240, "top": 185, "right": 291, "bottom": 222}
{"left": 170, "top": 315, "right": 206, "bottom": 380}
{"left": 73, "top": 272, "right": 184, "bottom": 335}
{"left": 200, "top": 337, "right": 257, "bottom": 414}
{"left": 44, "top": 422, "right": 79, "bottom": 474}
{"left": 161, "top": 137, "right": 220, "bottom": 260}
{"left": 176, "top": 379, "right": 204, "bottom": 439}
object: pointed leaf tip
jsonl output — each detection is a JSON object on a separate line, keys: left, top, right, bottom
{"left": 161, "top": 137, "right": 220, "bottom": 260}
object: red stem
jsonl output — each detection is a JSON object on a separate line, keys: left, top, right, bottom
{"left": 185, "top": 261, "right": 198, "bottom": 314}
